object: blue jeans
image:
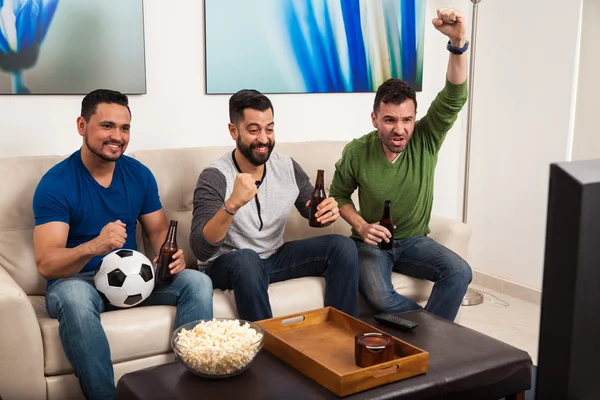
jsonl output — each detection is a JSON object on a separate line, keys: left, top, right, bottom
{"left": 207, "top": 235, "right": 359, "bottom": 321}
{"left": 355, "top": 235, "right": 472, "bottom": 321}
{"left": 45, "top": 269, "right": 213, "bottom": 400}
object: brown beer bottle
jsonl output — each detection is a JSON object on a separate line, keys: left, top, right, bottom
{"left": 156, "top": 220, "right": 178, "bottom": 283}
{"left": 378, "top": 200, "right": 394, "bottom": 250}
{"left": 308, "top": 170, "right": 327, "bottom": 227}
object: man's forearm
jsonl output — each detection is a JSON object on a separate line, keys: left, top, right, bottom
{"left": 37, "top": 242, "right": 96, "bottom": 280}
{"left": 202, "top": 201, "right": 237, "bottom": 244}
{"left": 447, "top": 37, "right": 468, "bottom": 85}
{"left": 339, "top": 203, "right": 368, "bottom": 232}
{"left": 148, "top": 226, "right": 168, "bottom": 256}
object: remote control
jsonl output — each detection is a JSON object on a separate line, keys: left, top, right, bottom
{"left": 374, "top": 314, "right": 419, "bottom": 331}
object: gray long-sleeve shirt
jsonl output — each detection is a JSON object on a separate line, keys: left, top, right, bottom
{"left": 190, "top": 151, "right": 314, "bottom": 270}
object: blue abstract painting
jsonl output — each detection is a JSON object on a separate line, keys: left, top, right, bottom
{"left": 205, "top": 0, "right": 425, "bottom": 94}
{"left": 0, "top": 0, "right": 146, "bottom": 95}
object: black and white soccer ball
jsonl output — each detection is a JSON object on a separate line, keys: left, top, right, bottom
{"left": 94, "top": 249, "right": 155, "bottom": 308}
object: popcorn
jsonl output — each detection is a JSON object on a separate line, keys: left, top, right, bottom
{"left": 175, "top": 319, "right": 264, "bottom": 376}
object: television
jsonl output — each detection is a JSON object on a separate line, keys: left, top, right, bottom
{"left": 536, "top": 159, "right": 600, "bottom": 399}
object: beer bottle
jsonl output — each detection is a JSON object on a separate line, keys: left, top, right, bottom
{"left": 378, "top": 200, "right": 394, "bottom": 250}
{"left": 308, "top": 170, "right": 327, "bottom": 227}
{"left": 156, "top": 220, "right": 178, "bottom": 283}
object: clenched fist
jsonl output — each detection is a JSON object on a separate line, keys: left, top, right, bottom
{"left": 92, "top": 220, "right": 127, "bottom": 255}
{"left": 432, "top": 8, "right": 467, "bottom": 45}
{"left": 225, "top": 173, "right": 259, "bottom": 213}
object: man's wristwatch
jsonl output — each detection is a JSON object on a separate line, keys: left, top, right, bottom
{"left": 447, "top": 40, "right": 469, "bottom": 55}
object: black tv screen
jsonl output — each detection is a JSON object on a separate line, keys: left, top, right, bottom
{"left": 537, "top": 159, "right": 600, "bottom": 399}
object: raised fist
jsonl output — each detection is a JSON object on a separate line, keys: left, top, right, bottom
{"left": 432, "top": 8, "right": 467, "bottom": 45}
{"left": 226, "top": 173, "right": 259, "bottom": 212}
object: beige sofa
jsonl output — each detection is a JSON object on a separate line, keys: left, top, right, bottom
{"left": 0, "top": 141, "right": 471, "bottom": 400}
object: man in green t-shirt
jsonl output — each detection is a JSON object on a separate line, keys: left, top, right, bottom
{"left": 330, "top": 8, "right": 471, "bottom": 322}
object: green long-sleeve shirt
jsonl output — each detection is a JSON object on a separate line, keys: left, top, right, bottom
{"left": 330, "top": 80, "right": 468, "bottom": 240}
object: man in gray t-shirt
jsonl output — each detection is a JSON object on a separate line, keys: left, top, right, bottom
{"left": 190, "top": 89, "right": 359, "bottom": 321}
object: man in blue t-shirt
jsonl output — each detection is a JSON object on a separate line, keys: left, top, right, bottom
{"left": 33, "top": 89, "right": 213, "bottom": 400}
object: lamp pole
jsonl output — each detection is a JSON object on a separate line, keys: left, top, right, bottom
{"left": 462, "top": 0, "right": 481, "bottom": 225}
{"left": 461, "top": 0, "right": 484, "bottom": 306}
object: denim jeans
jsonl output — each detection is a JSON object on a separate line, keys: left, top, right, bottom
{"left": 45, "top": 269, "right": 213, "bottom": 400}
{"left": 206, "top": 234, "right": 359, "bottom": 321}
{"left": 355, "top": 235, "right": 472, "bottom": 322}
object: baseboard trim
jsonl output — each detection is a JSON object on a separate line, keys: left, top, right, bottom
{"left": 471, "top": 270, "right": 542, "bottom": 306}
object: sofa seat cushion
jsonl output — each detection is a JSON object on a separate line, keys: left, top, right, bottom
{"left": 30, "top": 296, "right": 176, "bottom": 376}
{"left": 29, "top": 272, "right": 431, "bottom": 376}
{"left": 391, "top": 272, "right": 434, "bottom": 303}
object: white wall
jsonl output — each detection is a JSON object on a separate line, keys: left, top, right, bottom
{"left": 571, "top": 0, "right": 600, "bottom": 161}
{"left": 0, "top": 0, "right": 469, "bottom": 221}
{"left": 466, "top": 0, "right": 583, "bottom": 290}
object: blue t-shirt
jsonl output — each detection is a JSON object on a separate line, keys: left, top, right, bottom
{"left": 33, "top": 149, "right": 162, "bottom": 286}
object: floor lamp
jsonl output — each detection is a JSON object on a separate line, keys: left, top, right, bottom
{"left": 461, "top": 0, "right": 484, "bottom": 306}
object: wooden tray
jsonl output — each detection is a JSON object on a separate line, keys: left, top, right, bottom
{"left": 256, "top": 307, "right": 428, "bottom": 397}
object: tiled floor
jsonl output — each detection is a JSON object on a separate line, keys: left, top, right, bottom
{"left": 454, "top": 284, "right": 541, "bottom": 365}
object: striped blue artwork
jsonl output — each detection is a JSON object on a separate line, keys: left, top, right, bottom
{"left": 205, "top": 0, "right": 425, "bottom": 94}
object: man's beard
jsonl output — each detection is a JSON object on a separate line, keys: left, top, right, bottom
{"left": 379, "top": 131, "right": 411, "bottom": 154}
{"left": 237, "top": 136, "right": 275, "bottom": 166}
{"left": 84, "top": 134, "right": 124, "bottom": 162}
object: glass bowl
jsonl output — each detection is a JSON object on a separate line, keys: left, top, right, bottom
{"left": 171, "top": 318, "right": 265, "bottom": 378}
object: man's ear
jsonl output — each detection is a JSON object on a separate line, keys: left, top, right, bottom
{"left": 76, "top": 116, "right": 87, "bottom": 137}
{"left": 371, "top": 111, "right": 377, "bottom": 129}
{"left": 228, "top": 123, "right": 237, "bottom": 141}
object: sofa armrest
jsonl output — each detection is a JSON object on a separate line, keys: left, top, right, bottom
{"left": 0, "top": 265, "right": 46, "bottom": 400}
{"left": 428, "top": 215, "right": 472, "bottom": 260}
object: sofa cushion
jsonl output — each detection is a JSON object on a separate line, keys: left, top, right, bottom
{"left": 31, "top": 272, "right": 430, "bottom": 375}
{"left": 31, "top": 296, "right": 176, "bottom": 376}
{"left": 0, "top": 155, "right": 65, "bottom": 296}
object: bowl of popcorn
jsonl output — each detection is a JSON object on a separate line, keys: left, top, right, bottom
{"left": 171, "top": 318, "right": 265, "bottom": 378}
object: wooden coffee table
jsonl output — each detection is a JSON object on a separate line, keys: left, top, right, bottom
{"left": 116, "top": 310, "right": 532, "bottom": 399}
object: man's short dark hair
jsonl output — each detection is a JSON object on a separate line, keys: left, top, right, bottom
{"left": 81, "top": 89, "right": 131, "bottom": 122}
{"left": 229, "top": 89, "right": 274, "bottom": 125}
{"left": 373, "top": 79, "right": 417, "bottom": 114}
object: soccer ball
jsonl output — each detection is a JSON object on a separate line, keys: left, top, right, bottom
{"left": 94, "top": 249, "right": 155, "bottom": 308}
